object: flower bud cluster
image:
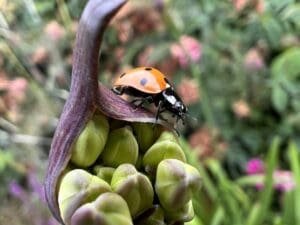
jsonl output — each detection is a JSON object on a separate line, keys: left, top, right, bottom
{"left": 57, "top": 113, "right": 201, "bottom": 225}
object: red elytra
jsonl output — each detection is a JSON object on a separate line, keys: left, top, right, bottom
{"left": 113, "top": 67, "right": 170, "bottom": 94}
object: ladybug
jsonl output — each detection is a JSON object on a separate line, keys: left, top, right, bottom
{"left": 112, "top": 67, "right": 187, "bottom": 123}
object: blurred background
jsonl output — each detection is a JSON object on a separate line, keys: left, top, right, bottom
{"left": 1, "top": 0, "right": 300, "bottom": 224}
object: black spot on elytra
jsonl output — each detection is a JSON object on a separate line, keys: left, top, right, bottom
{"left": 140, "top": 77, "right": 148, "bottom": 86}
{"left": 145, "top": 67, "right": 152, "bottom": 71}
{"left": 120, "top": 73, "right": 126, "bottom": 78}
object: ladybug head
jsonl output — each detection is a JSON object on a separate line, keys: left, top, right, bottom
{"left": 174, "top": 101, "right": 187, "bottom": 117}
{"left": 162, "top": 88, "right": 187, "bottom": 122}
{"left": 175, "top": 101, "right": 188, "bottom": 125}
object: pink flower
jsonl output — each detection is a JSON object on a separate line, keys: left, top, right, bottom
{"left": 245, "top": 158, "right": 265, "bottom": 175}
{"left": 273, "top": 171, "right": 295, "bottom": 192}
{"left": 232, "top": 0, "right": 248, "bottom": 11}
{"left": 170, "top": 43, "right": 187, "bottom": 67}
{"left": 246, "top": 167, "right": 296, "bottom": 192}
{"left": 232, "top": 99, "right": 251, "bottom": 118}
{"left": 176, "top": 78, "right": 200, "bottom": 105}
{"left": 7, "top": 78, "right": 28, "bottom": 103}
{"left": 170, "top": 35, "right": 202, "bottom": 68}
{"left": 44, "top": 21, "right": 65, "bottom": 41}
{"left": 244, "top": 48, "right": 265, "bottom": 71}
{"left": 232, "top": 0, "right": 265, "bottom": 13}
{"left": 180, "top": 35, "right": 202, "bottom": 62}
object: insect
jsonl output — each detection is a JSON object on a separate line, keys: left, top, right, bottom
{"left": 112, "top": 67, "right": 187, "bottom": 124}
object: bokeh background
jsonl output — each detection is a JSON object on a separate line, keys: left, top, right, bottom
{"left": 1, "top": 0, "right": 300, "bottom": 224}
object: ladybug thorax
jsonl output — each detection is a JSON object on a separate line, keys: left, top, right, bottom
{"left": 162, "top": 87, "right": 187, "bottom": 116}
{"left": 114, "top": 67, "right": 169, "bottom": 94}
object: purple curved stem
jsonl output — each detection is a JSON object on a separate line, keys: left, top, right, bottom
{"left": 45, "top": 0, "right": 127, "bottom": 222}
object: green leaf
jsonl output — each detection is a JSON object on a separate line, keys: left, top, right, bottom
{"left": 210, "top": 206, "right": 224, "bottom": 225}
{"left": 271, "top": 85, "right": 288, "bottom": 113}
{"left": 0, "top": 150, "right": 13, "bottom": 172}
{"left": 282, "top": 190, "right": 296, "bottom": 225}
{"left": 236, "top": 175, "right": 265, "bottom": 187}
{"left": 271, "top": 48, "right": 300, "bottom": 80}
{"left": 260, "top": 14, "right": 283, "bottom": 48}
{"left": 267, "top": 0, "right": 295, "bottom": 12}
{"left": 207, "top": 159, "right": 246, "bottom": 224}
{"left": 246, "top": 137, "right": 280, "bottom": 225}
{"left": 282, "top": 4, "right": 300, "bottom": 29}
{"left": 288, "top": 141, "right": 300, "bottom": 225}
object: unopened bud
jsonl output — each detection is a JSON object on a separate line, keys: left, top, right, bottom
{"left": 164, "top": 200, "right": 194, "bottom": 223}
{"left": 71, "top": 192, "right": 133, "bottom": 225}
{"left": 71, "top": 114, "right": 109, "bottom": 167}
{"left": 111, "top": 164, "right": 154, "bottom": 217}
{"left": 58, "top": 169, "right": 111, "bottom": 224}
{"left": 93, "top": 166, "right": 115, "bottom": 184}
{"left": 155, "top": 159, "right": 201, "bottom": 211}
{"left": 143, "top": 132, "right": 186, "bottom": 174}
{"left": 156, "top": 131, "right": 178, "bottom": 143}
{"left": 101, "top": 126, "right": 138, "bottom": 167}
{"left": 132, "top": 122, "right": 162, "bottom": 152}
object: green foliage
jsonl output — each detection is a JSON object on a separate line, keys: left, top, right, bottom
{"left": 1, "top": 0, "right": 300, "bottom": 224}
{"left": 181, "top": 138, "right": 300, "bottom": 225}
{"left": 0, "top": 150, "right": 23, "bottom": 199}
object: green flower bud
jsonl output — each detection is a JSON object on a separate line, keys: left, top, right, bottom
{"left": 58, "top": 169, "right": 111, "bottom": 224}
{"left": 155, "top": 159, "right": 201, "bottom": 211}
{"left": 93, "top": 166, "right": 115, "bottom": 184}
{"left": 164, "top": 200, "right": 194, "bottom": 223}
{"left": 132, "top": 122, "right": 162, "bottom": 152}
{"left": 111, "top": 164, "right": 154, "bottom": 217}
{"left": 101, "top": 126, "right": 138, "bottom": 167}
{"left": 156, "top": 131, "right": 178, "bottom": 143}
{"left": 71, "top": 114, "right": 109, "bottom": 167}
{"left": 143, "top": 135, "right": 186, "bottom": 174}
{"left": 71, "top": 193, "right": 133, "bottom": 225}
{"left": 135, "top": 205, "right": 165, "bottom": 225}
{"left": 185, "top": 215, "right": 202, "bottom": 225}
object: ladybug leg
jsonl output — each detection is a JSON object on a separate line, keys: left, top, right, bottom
{"left": 155, "top": 101, "right": 167, "bottom": 122}
{"left": 131, "top": 98, "right": 143, "bottom": 106}
{"left": 132, "top": 96, "right": 154, "bottom": 110}
{"left": 175, "top": 115, "right": 185, "bottom": 125}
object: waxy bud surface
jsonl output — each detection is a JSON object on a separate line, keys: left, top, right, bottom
{"left": 111, "top": 164, "right": 154, "bottom": 217}
{"left": 71, "top": 114, "right": 109, "bottom": 167}
{"left": 101, "top": 126, "right": 138, "bottom": 167}
{"left": 58, "top": 169, "right": 111, "bottom": 224}
{"left": 71, "top": 192, "right": 133, "bottom": 225}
